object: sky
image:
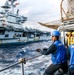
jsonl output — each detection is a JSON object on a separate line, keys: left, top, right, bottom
{"left": 0, "top": 0, "right": 62, "bottom": 31}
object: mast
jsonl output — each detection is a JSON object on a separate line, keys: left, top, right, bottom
{"left": 9, "top": 0, "right": 17, "bottom": 13}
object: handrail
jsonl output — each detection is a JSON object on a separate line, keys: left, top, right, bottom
{"left": 0, "top": 54, "right": 42, "bottom": 75}
{"left": 0, "top": 62, "right": 20, "bottom": 72}
{"left": 60, "top": 0, "right": 68, "bottom": 22}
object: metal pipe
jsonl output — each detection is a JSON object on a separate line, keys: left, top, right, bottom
{"left": 60, "top": 0, "right": 64, "bottom": 21}
{"left": 21, "top": 63, "right": 24, "bottom": 75}
{"left": 0, "top": 62, "right": 20, "bottom": 72}
{"left": 60, "top": 0, "right": 68, "bottom": 21}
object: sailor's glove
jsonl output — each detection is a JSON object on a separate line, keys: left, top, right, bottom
{"left": 19, "top": 58, "right": 26, "bottom": 64}
{"left": 39, "top": 48, "right": 47, "bottom": 55}
{"left": 43, "top": 48, "right": 47, "bottom": 52}
{"left": 36, "top": 48, "right": 41, "bottom": 52}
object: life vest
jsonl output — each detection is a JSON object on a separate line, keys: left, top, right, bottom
{"left": 69, "top": 44, "right": 74, "bottom": 68}
{"left": 66, "top": 32, "right": 72, "bottom": 46}
{"left": 71, "top": 37, "right": 74, "bottom": 45}
{"left": 51, "top": 40, "right": 67, "bottom": 64}
{"left": 67, "top": 36, "right": 72, "bottom": 46}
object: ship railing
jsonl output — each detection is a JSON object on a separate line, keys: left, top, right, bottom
{"left": 0, "top": 54, "right": 42, "bottom": 75}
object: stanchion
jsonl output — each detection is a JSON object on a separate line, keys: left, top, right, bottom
{"left": 21, "top": 63, "right": 24, "bottom": 75}
{"left": 0, "top": 62, "right": 20, "bottom": 72}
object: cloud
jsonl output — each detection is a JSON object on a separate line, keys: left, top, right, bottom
{"left": 17, "top": 0, "right": 60, "bottom": 22}
{"left": 0, "top": 0, "right": 62, "bottom": 31}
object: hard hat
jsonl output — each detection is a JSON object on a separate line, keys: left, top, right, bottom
{"left": 72, "top": 32, "right": 74, "bottom": 35}
{"left": 52, "top": 30, "right": 60, "bottom": 36}
{"left": 67, "top": 32, "right": 71, "bottom": 35}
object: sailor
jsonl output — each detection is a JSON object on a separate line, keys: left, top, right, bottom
{"left": 71, "top": 32, "right": 74, "bottom": 45}
{"left": 37, "top": 30, "right": 68, "bottom": 75}
{"left": 67, "top": 40, "right": 74, "bottom": 75}
{"left": 67, "top": 32, "right": 72, "bottom": 46}
{"left": 65, "top": 33, "right": 69, "bottom": 48}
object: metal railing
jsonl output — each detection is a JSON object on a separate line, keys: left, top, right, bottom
{"left": 0, "top": 54, "right": 42, "bottom": 75}
{"left": 60, "top": 0, "right": 74, "bottom": 22}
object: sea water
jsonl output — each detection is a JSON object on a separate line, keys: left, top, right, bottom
{"left": 0, "top": 41, "right": 52, "bottom": 75}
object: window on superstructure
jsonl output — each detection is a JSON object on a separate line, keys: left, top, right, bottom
{"left": 16, "top": 17, "right": 21, "bottom": 23}
{"left": 5, "top": 34, "right": 9, "bottom": 37}
{"left": 16, "top": 34, "right": 21, "bottom": 37}
{"left": 36, "top": 34, "right": 40, "bottom": 37}
{"left": 7, "top": 16, "right": 16, "bottom": 23}
{"left": 22, "top": 32, "right": 28, "bottom": 37}
{"left": 0, "top": 30, "right": 5, "bottom": 35}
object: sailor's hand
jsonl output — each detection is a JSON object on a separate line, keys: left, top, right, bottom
{"left": 43, "top": 48, "right": 47, "bottom": 51}
{"left": 19, "top": 58, "right": 26, "bottom": 64}
{"left": 36, "top": 48, "right": 41, "bottom": 52}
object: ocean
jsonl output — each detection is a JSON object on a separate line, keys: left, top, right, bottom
{"left": 0, "top": 40, "right": 52, "bottom": 75}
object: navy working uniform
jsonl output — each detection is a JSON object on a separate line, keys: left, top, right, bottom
{"left": 67, "top": 44, "right": 74, "bottom": 75}
{"left": 41, "top": 30, "right": 68, "bottom": 75}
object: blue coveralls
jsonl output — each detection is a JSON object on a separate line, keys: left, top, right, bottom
{"left": 43, "top": 40, "right": 68, "bottom": 75}
{"left": 67, "top": 44, "right": 74, "bottom": 75}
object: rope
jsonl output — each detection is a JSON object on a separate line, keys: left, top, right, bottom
{"left": 26, "top": 54, "right": 42, "bottom": 61}
{"left": 19, "top": 54, "right": 42, "bottom": 63}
